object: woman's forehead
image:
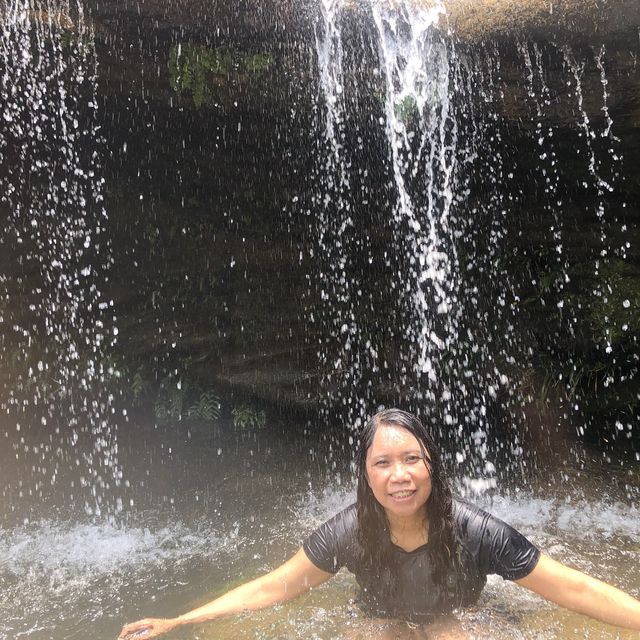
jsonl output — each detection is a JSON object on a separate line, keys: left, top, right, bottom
{"left": 368, "top": 424, "right": 422, "bottom": 453}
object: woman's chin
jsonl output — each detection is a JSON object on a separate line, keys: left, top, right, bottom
{"left": 384, "top": 494, "right": 427, "bottom": 517}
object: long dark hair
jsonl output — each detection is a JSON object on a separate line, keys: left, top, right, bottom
{"left": 355, "top": 408, "right": 459, "bottom": 607}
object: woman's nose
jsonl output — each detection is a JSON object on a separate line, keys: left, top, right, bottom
{"left": 389, "top": 461, "right": 410, "bottom": 481}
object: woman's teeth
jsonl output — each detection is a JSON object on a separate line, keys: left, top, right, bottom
{"left": 391, "top": 490, "right": 414, "bottom": 498}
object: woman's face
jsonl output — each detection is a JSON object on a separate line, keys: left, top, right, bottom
{"left": 365, "top": 423, "right": 432, "bottom": 522}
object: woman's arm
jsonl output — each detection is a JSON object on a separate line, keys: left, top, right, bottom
{"left": 118, "top": 548, "right": 333, "bottom": 639}
{"left": 516, "top": 552, "right": 640, "bottom": 630}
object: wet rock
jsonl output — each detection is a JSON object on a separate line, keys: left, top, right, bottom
{"left": 86, "top": 0, "right": 640, "bottom": 45}
{"left": 440, "top": 0, "right": 640, "bottom": 44}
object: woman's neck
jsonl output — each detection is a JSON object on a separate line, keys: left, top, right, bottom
{"left": 386, "top": 510, "right": 429, "bottom": 548}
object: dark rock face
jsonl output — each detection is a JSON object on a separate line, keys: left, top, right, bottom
{"left": 1, "top": 0, "right": 639, "bottom": 452}
{"left": 85, "top": 1, "right": 321, "bottom": 408}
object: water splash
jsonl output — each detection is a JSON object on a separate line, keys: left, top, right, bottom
{"left": 0, "top": 517, "right": 235, "bottom": 637}
{"left": 296, "top": 482, "right": 640, "bottom": 542}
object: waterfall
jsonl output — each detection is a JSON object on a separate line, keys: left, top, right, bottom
{"left": 0, "top": 0, "right": 121, "bottom": 519}
{"left": 313, "top": 1, "right": 511, "bottom": 482}
{"left": 312, "top": 1, "right": 634, "bottom": 480}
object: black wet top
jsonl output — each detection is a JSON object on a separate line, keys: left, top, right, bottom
{"left": 303, "top": 498, "right": 540, "bottom": 622}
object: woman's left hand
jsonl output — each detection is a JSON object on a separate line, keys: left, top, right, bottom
{"left": 118, "top": 617, "right": 179, "bottom": 639}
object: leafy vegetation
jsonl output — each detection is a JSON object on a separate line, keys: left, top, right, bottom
{"left": 232, "top": 405, "right": 266, "bottom": 430}
{"left": 154, "top": 380, "right": 221, "bottom": 423}
{"left": 588, "top": 258, "right": 640, "bottom": 345}
{"left": 187, "top": 390, "right": 222, "bottom": 422}
{"left": 393, "top": 94, "right": 418, "bottom": 123}
{"left": 122, "top": 363, "right": 269, "bottom": 430}
{"left": 124, "top": 363, "right": 222, "bottom": 423}
{"left": 168, "top": 44, "right": 273, "bottom": 108}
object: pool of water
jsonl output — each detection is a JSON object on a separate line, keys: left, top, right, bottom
{"left": 1, "top": 414, "right": 638, "bottom": 640}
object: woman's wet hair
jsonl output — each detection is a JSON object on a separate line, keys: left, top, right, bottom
{"left": 355, "top": 408, "right": 459, "bottom": 610}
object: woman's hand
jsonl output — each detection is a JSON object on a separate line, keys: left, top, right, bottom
{"left": 118, "top": 617, "right": 178, "bottom": 640}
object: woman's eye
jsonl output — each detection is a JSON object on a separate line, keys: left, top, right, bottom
{"left": 406, "top": 456, "right": 421, "bottom": 463}
{"left": 374, "top": 460, "right": 389, "bottom": 467}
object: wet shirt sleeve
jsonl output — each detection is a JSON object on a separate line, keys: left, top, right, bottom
{"left": 474, "top": 507, "right": 540, "bottom": 580}
{"left": 456, "top": 500, "right": 541, "bottom": 581}
{"left": 302, "top": 504, "right": 357, "bottom": 574}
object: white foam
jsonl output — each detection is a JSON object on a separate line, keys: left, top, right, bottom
{"left": 476, "top": 494, "right": 640, "bottom": 540}
{"left": 0, "top": 516, "right": 241, "bottom": 638}
{"left": 0, "top": 518, "right": 232, "bottom": 578}
{"left": 554, "top": 501, "right": 640, "bottom": 539}
{"left": 295, "top": 484, "right": 356, "bottom": 528}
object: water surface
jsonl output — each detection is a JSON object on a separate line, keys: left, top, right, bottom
{"left": 1, "top": 413, "right": 638, "bottom": 640}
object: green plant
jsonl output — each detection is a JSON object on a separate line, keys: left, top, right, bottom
{"left": 589, "top": 259, "right": 640, "bottom": 345}
{"left": 232, "top": 405, "right": 266, "bottom": 430}
{"left": 154, "top": 384, "right": 185, "bottom": 422}
{"left": 153, "top": 379, "right": 222, "bottom": 423}
{"left": 187, "top": 390, "right": 221, "bottom": 422}
{"left": 168, "top": 44, "right": 274, "bottom": 108}
{"left": 245, "top": 53, "right": 272, "bottom": 73}
{"left": 393, "top": 94, "right": 418, "bottom": 124}
{"left": 131, "top": 366, "right": 151, "bottom": 401}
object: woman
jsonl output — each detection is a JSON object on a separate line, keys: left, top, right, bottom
{"left": 119, "top": 409, "right": 640, "bottom": 639}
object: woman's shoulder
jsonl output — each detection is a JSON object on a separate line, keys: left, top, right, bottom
{"left": 303, "top": 502, "right": 359, "bottom": 573}
{"left": 451, "top": 496, "right": 541, "bottom": 580}
{"left": 451, "top": 496, "right": 534, "bottom": 550}
{"left": 324, "top": 502, "right": 358, "bottom": 531}
{"left": 452, "top": 496, "right": 487, "bottom": 513}
{"left": 452, "top": 496, "right": 485, "bottom": 520}
{"left": 451, "top": 497, "right": 497, "bottom": 541}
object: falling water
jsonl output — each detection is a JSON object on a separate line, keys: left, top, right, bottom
{"left": 0, "top": 0, "right": 121, "bottom": 519}
{"left": 520, "top": 40, "right": 568, "bottom": 297}
{"left": 310, "top": 0, "right": 370, "bottom": 432}
{"left": 313, "top": 1, "right": 521, "bottom": 484}
{"left": 512, "top": 40, "right": 636, "bottom": 444}
{"left": 313, "top": 2, "right": 637, "bottom": 481}
{"left": 371, "top": 0, "right": 456, "bottom": 380}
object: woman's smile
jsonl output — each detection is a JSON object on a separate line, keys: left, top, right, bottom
{"left": 389, "top": 489, "right": 417, "bottom": 501}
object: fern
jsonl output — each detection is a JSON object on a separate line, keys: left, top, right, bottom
{"left": 187, "top": 390, "right": 221, "bottom": 422}
{"left": 232, "top": 405, "right": 266, "bottom": 430}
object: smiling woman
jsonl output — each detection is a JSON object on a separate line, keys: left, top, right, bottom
{"left": 119, "top": 409, "right": 640, "bottom": 640}
{"left": 303, "top": 410, "right": 541, "bottom": 625}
